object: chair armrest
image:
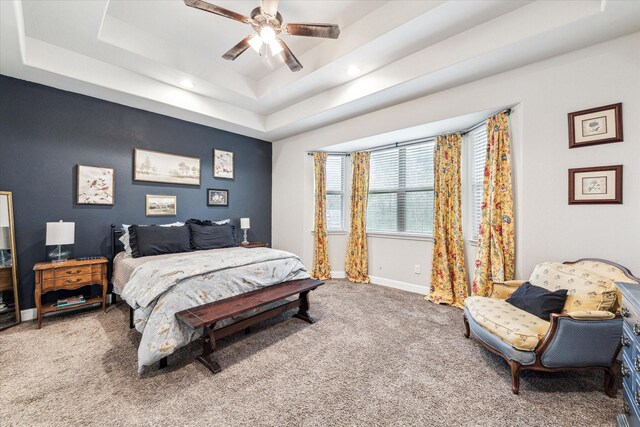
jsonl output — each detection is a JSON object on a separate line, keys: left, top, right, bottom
{"left": 489, "top": 280, "right": 525, "bottom": 299}
{"left": 536, "top": 313, "right": 622, "bottom": 368}
{"left": 565, "top": 310, "right": 616, "bottom": 320}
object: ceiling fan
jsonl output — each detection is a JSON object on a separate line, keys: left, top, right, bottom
{"left": 184, "top": 0, "right": 340, "bottom": 72}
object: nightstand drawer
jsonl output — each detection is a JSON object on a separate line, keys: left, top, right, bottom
{"left": 42, "top": 273, "right": 97, "bottom": 290}
{"left": 43, "top": 265, "right": 93, "bottom": 280}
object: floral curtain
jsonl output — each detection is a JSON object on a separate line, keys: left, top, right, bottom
{"left": 472, "top": 112, "right": 515, "bottom": 296}
{"left": 345, "top": 152, "right": 371, "bottom": 283}
{"left": 312, "top": 152, "right": 331, "bottom": 280}
{"left": 426, "top": 133, "right": 468, "bottom": 308}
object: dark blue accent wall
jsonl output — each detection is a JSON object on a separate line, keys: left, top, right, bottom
{"left": 0, "top": 75, "right": 272, "bottom": 310}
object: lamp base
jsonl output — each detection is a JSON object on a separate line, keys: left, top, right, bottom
{"left": 242, "top": 228, "right": 249, "bottom": 245}
{"left": 48, "top": 245, "right": 71, "bottom": 263}
{"left": 0, "top": 249, "right": 11, "bottom": 267}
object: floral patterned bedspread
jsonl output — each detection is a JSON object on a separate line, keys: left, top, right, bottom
{"left": 121, "top": 247, "right": 310, "bottom": 372}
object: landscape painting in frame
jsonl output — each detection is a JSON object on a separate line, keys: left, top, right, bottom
{"left": 207, "top": 189, "right": 229, "bottom": 207}
{"left": 76, "top": 165, "right": 115, "bottom": 205}
{"left": 568, "top": 103, "right": 623, "bottom": 148}
{"left": 146, "top": 195, "right": 177, "bottom": 216}
{"left": 134, "top": 148, "right": 200, "bottom": 186}
{"left": 213, "top": 149, "right": 234, "bottom": 179}
{"left": 568, "top": 165, "right": 622, "bottom": 205}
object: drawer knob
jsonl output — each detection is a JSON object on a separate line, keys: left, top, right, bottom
{"left": 622, "top": 335, "right": 631, "bottom": 347}
{"left": 622, "top": 307, "right": 631, "bottom": 317}
{"left": 635, "top": 390, "right": 640, "bottom": 407}
{"left": 624, "top": 400, "right": 630, "bottom": 414}
{"left": 66, "top": 269, "right": 81, "bottom": 274}
{"left": 633, "top": 324, "right": 640, "bottom": 336}
{"left": 66, "top": 278, "right": 82, "bottom": 283}
{"left": 622, "top": 362, "right": 631, "bottom": 377}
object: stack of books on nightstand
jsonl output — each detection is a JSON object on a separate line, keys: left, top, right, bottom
{"left": 54, "top": 295, "right": 85, "bottom": 308}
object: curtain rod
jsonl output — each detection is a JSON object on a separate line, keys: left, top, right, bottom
{"left": 306, "top": 152, "right": 351, "bottom": 156}
{"left": 306, "top": 107, "right": 513, "bottom": 155}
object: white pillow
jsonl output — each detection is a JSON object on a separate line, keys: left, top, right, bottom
{"left": 212, "top": 219, "right": 230, "bottom": 225}
{"left": 120, "top": 222, "right": 185, "bottom": 256}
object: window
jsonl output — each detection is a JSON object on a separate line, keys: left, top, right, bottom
{"left": 325, "top": 155, "right": 345, "bottom": 231}
{"left": 470, "top": 125, "right": 488, "bottom": 241}
{"left": 367, "top": 141, "right": 435, "bottom": 236}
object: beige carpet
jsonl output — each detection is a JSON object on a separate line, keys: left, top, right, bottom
{"left": 0, "top": 280, "right": 621, "bottom": 426}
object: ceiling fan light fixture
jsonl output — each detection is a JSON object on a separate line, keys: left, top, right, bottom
{"left": 259, "top": 26, "right": 276, "bottom": 44}
{"left": 248, "top": 34, "right": 263, "bottom": 53}
{"left": 268, "top": 40, "right": 283, "bottom": 56}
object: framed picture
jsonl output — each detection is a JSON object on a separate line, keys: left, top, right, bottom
{"left": 134, "top": 148, "right": 200, "bottom": 186}
{"left": 568, "top": 103, "right": 623, "bottom": 148}
{"left": 568, "top": 165, "right": 622, "bottom": 204}
{"left": 76, "top": 165, "right": 115, "bottom": 205}
{"left": 207, "top": 189, "right": 229, "bottom": 206}
{"left": 213, "top": 149, "right": 234, "bottom": 179}
{"left": 145, "top": 195, "right": 177, "bottom": 216}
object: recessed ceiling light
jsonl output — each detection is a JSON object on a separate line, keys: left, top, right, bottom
{"left": 180, "top": 79, "right": 194, "bottom": 89}
{"left": 347, "top": 66, "right": 361, "bottom": 76}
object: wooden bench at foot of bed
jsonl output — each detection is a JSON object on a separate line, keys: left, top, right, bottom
{"left": 174, "top": 278, "right": 324, "bottom": 373}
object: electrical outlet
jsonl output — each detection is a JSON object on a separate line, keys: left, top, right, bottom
{"left": 414, "top": 264, "right": 421, "bottom": 274}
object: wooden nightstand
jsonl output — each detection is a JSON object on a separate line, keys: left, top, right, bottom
{"left": 33, "top": 257, "right": 108, "bottom": 329}
{"left": 240, "top": 242, "right": 269, "bottom": 248}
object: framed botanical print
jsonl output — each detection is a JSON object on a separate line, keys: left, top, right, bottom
{"left": 207, "top": 189, "right": 229, "bottom": 207}
{"left": 568, "top": 103, "right": 623, "bottom": 148}
{"left": 76, "top": 165, "right": 115, "bottom": 205}
{"left": 134, "top": 148, "right": 201, "bottom": 186}
{"left": 145, "top": 195, "right": 177, "bottom": 216}
{"left": 213, "top": 149, "right": 234, "bottom": 179}
{"left": 568, "top": 165, "right": 622, "bottom": 204}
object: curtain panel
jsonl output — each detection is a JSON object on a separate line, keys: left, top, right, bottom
{"left": 345, "top": 152, "right": 371, "bottom": 283}
{"left": 472, "top": 112, "right": 515, "bottom": 296}
{"left": 312, "top": 152, "right": 331, "bottom": 280}
{"left": 427, "top": 133, "right": 468, "bottom": 308}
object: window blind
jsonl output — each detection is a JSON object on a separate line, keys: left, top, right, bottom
{"left": 325, "top": 155, "right": 345, "bottom": 231}
{"left": 470, "top": 125, "right": 488, "bottom": 240}
{"left": 367, "top": 141, "right": 435, "bottom": 235}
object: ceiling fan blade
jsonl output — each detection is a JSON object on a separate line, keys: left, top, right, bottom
{"left": 260, "top": 0, "right": 279, "bottom": 17}
{"left": 277, "top": 39, "right": 302, "bottom": 72}
{"left": 222, "top": 36, "right": 252, "bottom": 61}
{"left": 283, "top": 23, "right": 340, "bottom": 39}
{"left": 184, "top": 0, "right": 250, "bottom": 24}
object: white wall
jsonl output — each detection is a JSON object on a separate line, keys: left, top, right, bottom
{"left": 272, "top": 33, "right": 640, "bottom": 292}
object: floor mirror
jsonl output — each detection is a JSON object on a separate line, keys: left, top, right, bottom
{"left": 0, "top": 191, "right": 20, "bottom": 329}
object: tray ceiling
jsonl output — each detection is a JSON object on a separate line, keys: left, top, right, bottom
{"left": 2, "top": 0, "right": 639, "bottom": 142}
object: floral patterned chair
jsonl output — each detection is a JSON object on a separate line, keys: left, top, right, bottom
{"left": 463, "top": 258, "right": 640, "bottom": 396}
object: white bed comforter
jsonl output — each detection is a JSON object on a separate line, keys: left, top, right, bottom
{"left": 121, "top": 247, "right": 309, "bottom": 371}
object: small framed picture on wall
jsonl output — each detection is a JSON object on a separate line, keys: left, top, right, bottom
{"left": 568, "top": 165, "right": 622, "bottom": 204}
{"left": 207, "top": 189, "right": 229, "bottom": 207}
{"left": 146, "top": 195, "right": 177, "bottom": 216}
{"left": 77, "top": 165, "right": 115, "bottom": 205}
{"left": 568, "top": 103, "right": 623, "bottom": 148}
{"left": 213, "top": 149, "right": 234, "bottom": 179}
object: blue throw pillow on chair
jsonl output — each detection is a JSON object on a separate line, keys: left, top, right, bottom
{"left": 506, "top": 282, "right": 568, "bottom": 321}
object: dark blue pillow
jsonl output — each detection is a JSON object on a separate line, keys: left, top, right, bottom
{"left": 187, "top": 222, "right": 236, "bottom": 250}
{"left": 506, "top": 282, "right": 568, "bottom": 320}
{"left": 128, "top": 225, "right": 192, "bottom": 258}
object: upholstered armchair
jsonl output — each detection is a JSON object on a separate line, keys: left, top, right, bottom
{"left": 463, "top": 258, "right": 640, "bottom": 396}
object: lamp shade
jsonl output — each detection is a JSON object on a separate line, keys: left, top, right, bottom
{"left": 0, "top": 227, "right": 10, "bottom": 250}
{"left": 46, "top": 221, "right": 75, "bottom": 246}
{"left": 240, "top": 218, "right": 250, "bottom": 229}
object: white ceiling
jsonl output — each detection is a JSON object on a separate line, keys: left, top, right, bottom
{"left": 1, "top": 0, "right": 639, "bottom": 142}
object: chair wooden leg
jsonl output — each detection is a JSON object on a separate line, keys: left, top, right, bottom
{"left": 509, "top": 361, "right": 521, "bottom": 395}
{"left": 463, "top": 314, "right": 470, "bottom": 338}
{"left": 604, "top": 366, "right": 618, "bottom": 398}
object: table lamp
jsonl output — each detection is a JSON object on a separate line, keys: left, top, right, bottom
{"left": 46, "top": 220, "right": 75, "bottom": 263}
{"left": 240, "top": 218, "right": 250, "bottom": 245}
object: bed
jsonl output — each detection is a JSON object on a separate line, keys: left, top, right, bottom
{"left": 110, "top": 224, "right": 311, "bottom": 373}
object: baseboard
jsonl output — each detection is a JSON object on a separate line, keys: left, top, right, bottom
{"left": 368, "top": 275, "right": 429, "bottom": 295}
{"left": 331, "top": 271, "right": 346, "bottom": 279}
{"left": 20, "top": 294, "right": 115, "bottom": 322}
